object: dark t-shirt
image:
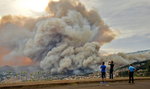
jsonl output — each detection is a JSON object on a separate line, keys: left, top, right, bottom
{"left": 110, "top": 64, "right": 114, "bottom": 71}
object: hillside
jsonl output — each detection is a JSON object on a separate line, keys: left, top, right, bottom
{"left": 116, "top": 60, "right": 150, "bottom": 77}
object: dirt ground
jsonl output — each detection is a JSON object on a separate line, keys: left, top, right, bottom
{"left": 1, "top": 80, "right": 149, "bottom": 89}
{"left": 1, "top": 78, "right": 150, "bottom": 89}
{"left": 38, "top": 80, "right": 150, "bottom": 89}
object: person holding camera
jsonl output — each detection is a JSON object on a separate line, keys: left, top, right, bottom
{"left": 108, "top": 61, "right": 114, "bottom": 79}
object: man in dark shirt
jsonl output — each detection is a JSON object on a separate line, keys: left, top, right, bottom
{"left": 108, "top": 61, "right": 114, "bottom": 79}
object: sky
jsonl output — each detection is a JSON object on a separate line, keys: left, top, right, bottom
{"left": 0, "top": 0, "right": 150, "bottom": 53}
{"left": 81, "top": 0, "right": 150, "bottom": 53}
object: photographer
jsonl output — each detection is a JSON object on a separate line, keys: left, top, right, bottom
{"left": 108, "top": 61, "right": 114, "bottom": 79}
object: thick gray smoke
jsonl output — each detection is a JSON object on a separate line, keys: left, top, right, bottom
{"left": 0, "top": 15, "right": 37, "bottom": 65}
{"left": 0, "top": 15, "right": 35, "bottom": 49}
{"left": 0, "top": 0, "right": 116, "bottom": 74}
{"left": 22, "top": 0, "right": 116, "bottom": 73}
{"left": 100, "top": 51, "right": 150, "bottom": 67}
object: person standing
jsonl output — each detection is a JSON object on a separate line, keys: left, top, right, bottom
{"left": 100, "top": 62, "right": 106, "bottom": 82}
{"left": 128, "top": 64, "right": 136, "bottom": 83}
{"left": 109, "top": 61, "right": 114, "bottom": 79}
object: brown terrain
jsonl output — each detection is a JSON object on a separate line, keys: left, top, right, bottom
{"left": 0, "top": 77, "right": 150, "bottom": 89}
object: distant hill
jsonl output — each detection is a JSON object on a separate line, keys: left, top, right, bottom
{"left": 0, "top": 65, "right": 42, "bottom": 73}
{"left": 0, "top": 65, "right": 15, "bottom": 73}
{"left": 128, "top": 49, "right": 150, "bottom": 54}
{"left": 116, "top": 60, "right": 150, "bottom": 77}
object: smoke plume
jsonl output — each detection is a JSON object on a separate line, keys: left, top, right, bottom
{"left": 23, "top": 0, "right": 116, "bottom": 73}
{"left": 100, "top": 51, "right": 150, "bottom": 67}
{"left": 0, "top": 0, "right": 117, "bottom": 73}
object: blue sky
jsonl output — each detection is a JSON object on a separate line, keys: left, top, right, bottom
{"left": 0, "top": 0, "right": 150, "bottom": 53}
